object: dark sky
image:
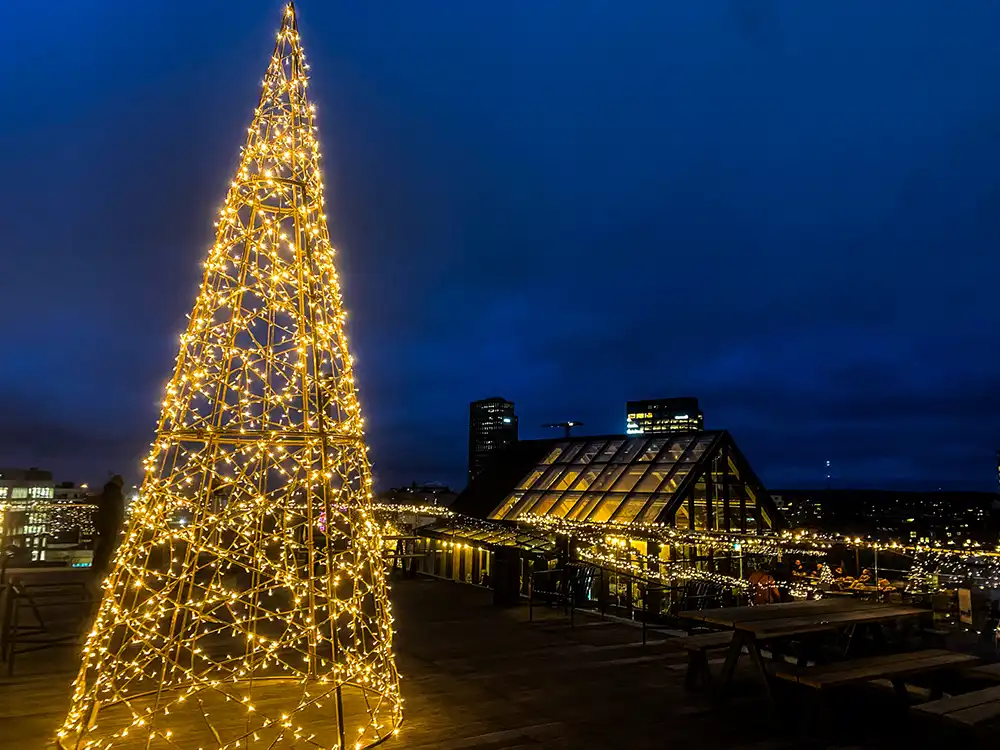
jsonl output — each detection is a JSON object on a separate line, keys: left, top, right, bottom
{"left": 3, "top": 1, "right": 1000, "bottom": 492}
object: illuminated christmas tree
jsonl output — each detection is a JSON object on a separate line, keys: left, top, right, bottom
{"left": 59, "top": 5, "right": 402, "bottom": 748}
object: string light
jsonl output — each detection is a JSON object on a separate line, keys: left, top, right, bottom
{"left": 59, "top": 6, "right": 400, "bottom": 748}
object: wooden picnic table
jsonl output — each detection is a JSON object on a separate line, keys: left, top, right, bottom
{"left": 678, "top": 598, "right": 929, "bottom": 697}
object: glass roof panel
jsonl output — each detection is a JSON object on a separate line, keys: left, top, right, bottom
{"left": 637, "top": 437, "right": 668, "bottom": 461}
{"left": 595, "top": 440, "right": 625, "bottom": 462}
{"left": 529, "top": 492, "right": 564, "bottom": 517}
{"left": 687, "top": 435, "right": 715, "bottom": 461}
{"left": 608, "top": 463, "right": 649, "bottom": 493}
{"left": 549, "top": 493, "right": 584, "bottom": 519}
{"left": 586, "top": 495, "right": 627, "bottom": 523}
{"left": 589, "top": 464, "right": 628, "bottom": 492}
{"left": 610, "top": 497, "right": 648, "bottom": 524}
{"left": 550, "top": 468, "right": 583, "bottom": 492}
{"left": 574, "top": 441, "right": 606, "bottom": 464}
{"left": 635, "top": 466, "right": 693, "bottom": 522}
{"left": 632, "top": 465, "right": 672, "bottom": 493}
{"left": 570, "top": 466, "right": 603, "bottom": 491}
{"left": 612, "top": 438, "right": 647, "bottom": 463}
{"left": 663, "top": 436, "right": 694, "bottom": 461}
{"left": 516, "top": 491, "right": 548, "bottom": 517}
{"left": 562, "top": 492, "right": 599, "bottom": 521}
{"left": 558, "top": 443, "right": 584, "bottom": 463}
{"left": 535, "top": 465, "right": 569, "bottom": 491}
{"left": 491, "top": 491, "right": 523, "bottom": 520}
{"left": 540, "top": 443, "right": 568, "bottom": 464}
{"left": 516, "top": 468, "right": 546, "bottom": 491}
{"left": 506, "top": 491, "right": 540, "bottom": 519}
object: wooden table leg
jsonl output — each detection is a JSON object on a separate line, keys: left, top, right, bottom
{"left": 717, "top": 629, "right": 746, "bottom": 690}
{"left": 685, "top": 651, "right": 709, "bottom": 690}
{"left": 745, "top": 635, "right": 777, "bottom": 708}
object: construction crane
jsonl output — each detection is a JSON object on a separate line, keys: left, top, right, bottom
{"left": 543, "top": 421, "right": 584, "bottom": 438}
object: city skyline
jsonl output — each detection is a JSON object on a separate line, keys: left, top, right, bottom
{"left": 3, "top": 2, "right": 1000, "bottom": 492}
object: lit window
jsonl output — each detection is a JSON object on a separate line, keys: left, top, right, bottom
{"left": 11, "top": 487, "right": 28, "bottom": 499}
{"left": 29, "top": 486, "right": 54, "bottom": 499}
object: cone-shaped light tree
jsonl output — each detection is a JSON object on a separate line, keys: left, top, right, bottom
{"left": 59, "top": 5, "right": 402, "bottom": 748}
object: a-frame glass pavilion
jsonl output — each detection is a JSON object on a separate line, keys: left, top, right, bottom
{"left": 477, "top": 431, "right": 783, "bottom": 533}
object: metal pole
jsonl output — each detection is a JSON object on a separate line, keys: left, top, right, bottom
{"left": 528, "top": 571, "right": 533, "bottom": 622}
{"left": 642, "top": 587, "right": 647, "bottom": 646}
{"left": 874, "top": 547, "right": 879, "bottom": 601}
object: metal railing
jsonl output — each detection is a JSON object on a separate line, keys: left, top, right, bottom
{"left": 528, "top": 561, "right": 738, "bottom": 644}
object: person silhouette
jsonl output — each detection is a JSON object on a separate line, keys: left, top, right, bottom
{"left": 92, "top": 475, "right": 125, "bottom": 577}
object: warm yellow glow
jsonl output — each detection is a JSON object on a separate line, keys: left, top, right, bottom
{"left": 59, "top": 5, "right": 401, "bottom": 748}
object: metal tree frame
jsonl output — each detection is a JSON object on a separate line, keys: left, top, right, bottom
{"left": 59, "top": 5, "right": 401, "bottom": 748}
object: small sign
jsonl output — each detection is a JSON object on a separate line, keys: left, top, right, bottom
{"left": 959, "top": 588, "right": 973, "bottom": 625}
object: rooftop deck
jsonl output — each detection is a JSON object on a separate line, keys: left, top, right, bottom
{"left": 0, "top": 576, "right": 951, "bottom": 749}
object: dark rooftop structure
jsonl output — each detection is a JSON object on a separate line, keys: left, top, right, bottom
{"left": 452, "top": 431, "right": 784, "bottom": 533}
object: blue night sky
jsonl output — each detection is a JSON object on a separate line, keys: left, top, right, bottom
{"left": 2, "top": 1, "right": 1000, "bottom": 492}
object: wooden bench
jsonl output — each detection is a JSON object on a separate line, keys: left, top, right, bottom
{"left": 913, "top": 685, "right": 1000, "bottom": 729}
{"left": 774, "top": 649, "right": 979, "bottom": 696}
{"left": 967, "top": 662, "right": 1000, "bottom": 681}
{"left": 671, "top": 631, "right": 734, "bottom": 689}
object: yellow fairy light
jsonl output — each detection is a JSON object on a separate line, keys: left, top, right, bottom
{"left": 59, "top": 5, "right": 401, "bottom": 749}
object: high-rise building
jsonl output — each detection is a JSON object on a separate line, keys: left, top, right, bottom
{"left": 625, "top": 397, "right": 703, "bottom": 435}
{"left": 468, "top": 397, "right": 518, "bottom": 481}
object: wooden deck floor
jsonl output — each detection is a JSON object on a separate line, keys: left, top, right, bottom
{"left": 0, "top": 576, "right": 927, "bottom": 749}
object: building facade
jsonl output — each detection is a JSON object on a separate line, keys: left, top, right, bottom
{"left": 772, "top": 488, "right": 1000, "bottom": 544}
{"left": 379, "top": 483, "right": 458, "bottom": 507}
{"left": 468, "top": 397, "right": 518, "bottom": 482}
{"left": 0, "top": 467, "right": 55, "bottom": 503}
{"left": 625, "top": 397, "right": 704, "bottom": 435}
{"left": 0, "top": 470, "right": 97, "bottom": 564}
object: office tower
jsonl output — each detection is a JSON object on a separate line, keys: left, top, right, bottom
{"left": 469, "top": 397, "right": 518, "bottom": 481}
{"left": 625, "top": 396, "right": 703, "bottom": 435}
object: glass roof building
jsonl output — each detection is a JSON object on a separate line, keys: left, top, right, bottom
{"left": 452, "top": 431, "right": 784, "bottom": 533}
